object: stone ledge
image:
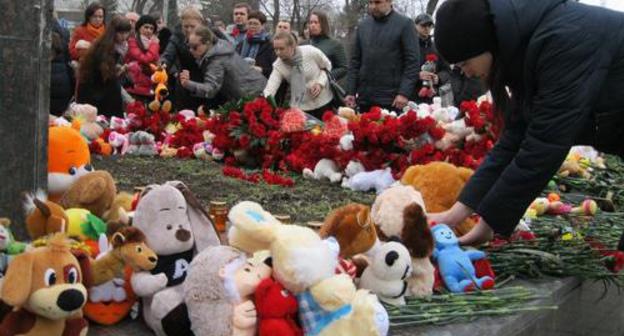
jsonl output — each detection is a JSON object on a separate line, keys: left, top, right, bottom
{"left": 89, "top": 277, "right": 624, "bottom": 336}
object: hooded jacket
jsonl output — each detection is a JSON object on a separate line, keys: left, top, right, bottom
{"left": 185, "top": 39, "right": 267, "bottom": 101}
{"left": 459, "top": 0, "right": 624, "bottom": 235}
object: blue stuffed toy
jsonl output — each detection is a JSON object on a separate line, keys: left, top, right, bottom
{"left": 431, "top": 224, "right": 495, "bottom": 293}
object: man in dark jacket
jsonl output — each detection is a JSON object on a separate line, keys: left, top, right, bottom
{"left": 413, "top": 14, "right": 450, "bottom": 104}
{"left": 181, "top": 26, "right": 266, "bottom": 107}
{"left": 429, "top": 0, "right": 624, "bottom": 245}
{"left": 345, "top": 0, "right": 420, "bottom": 112}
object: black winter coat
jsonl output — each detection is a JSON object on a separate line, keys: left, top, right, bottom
{"left": 50, "top": 54, "right": 74, "bottom": 116}
{"left": 346, "top": 10, "right": 420, "bottom": 107}
{"left": 458, "top": 0, "right": 624, "bottom": 236}
{"left": 414, "top": 36, "right": 451, "bottom": 103}
{"left": 235, "top": 38, "right": 277, "bottom": 79}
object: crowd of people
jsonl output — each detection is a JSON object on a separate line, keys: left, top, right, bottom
{"left": 50, "top": 0, "right": 485, "bottom": 120}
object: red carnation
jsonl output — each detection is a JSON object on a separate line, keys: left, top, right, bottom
{"left": 426, "top": 53, "right": 438, "bottom": 62}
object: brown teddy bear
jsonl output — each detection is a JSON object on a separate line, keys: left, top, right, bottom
{"left": 401, "top": 162, "right": 476, "bottom": 236}
{"left": 59, "top": 171, "right": 117, "bottom": 219}
{"left": 319, "top": 203, "right": 378, "bottom": 258}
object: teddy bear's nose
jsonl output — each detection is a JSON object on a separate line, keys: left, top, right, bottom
{"left": 175, "top": 228, "right": 191, "bottom": 242}
{"left": 57, "top": 289, "right": 85, "bottom": 312}
{"left": 148, "top": 256, "right": 158, "bottom": 263}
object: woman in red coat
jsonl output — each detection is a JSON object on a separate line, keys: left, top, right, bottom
{"left": 125, "top": 15, "right": 160, "bottom": 97}
{"left": 69, "top": 2, "right": 106, "bottom": 61}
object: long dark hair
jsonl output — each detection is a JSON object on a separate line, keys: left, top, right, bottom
{"left": 309, "top": 10, "right": 331, "bottom": 38}
{"left": 80, "top": 16, "right": 131, "bottom": 83}
{"left": 487, "top": 53, "right": 509, "bottom": 129}
{"left": 82, "top": 2, "right": 106, "bottom": 26}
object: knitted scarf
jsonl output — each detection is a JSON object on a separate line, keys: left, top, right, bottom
{"left": 240, "top": 31, "right": 269, "bottom": 59}
{"left": 284, "top": 47, "right": 306, "bottom": 108}
{"left": 86, "top": 23, "right": 105, "bottom": 39}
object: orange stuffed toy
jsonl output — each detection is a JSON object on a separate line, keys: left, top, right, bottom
{"left": 23, "top": 193, "right": 70, "bottom": 240}
{"left": 148, "top": 64, "right": 172, "bottom": 113}
{"left": 401, "top": 162, "right": 476, "bottom": 236}
{"left": 48, "top": 126, "right": 93, "bottom": 203}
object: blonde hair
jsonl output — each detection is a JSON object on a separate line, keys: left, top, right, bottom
{"left": 180, "top": 6, "right": 204, "bottom": 23}
{"left": 274, "top": 31, "right": 297, "bottom": 47}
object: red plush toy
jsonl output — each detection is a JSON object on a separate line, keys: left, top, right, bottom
{"left": 254, "top": 277, "right": 303, "bottom": 336}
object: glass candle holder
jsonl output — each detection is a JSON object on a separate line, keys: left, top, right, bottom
{"left": 210, "top": 200, "right": 228, "bottom": 233}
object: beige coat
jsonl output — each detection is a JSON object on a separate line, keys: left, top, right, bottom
{"left": 263, "top": 45, "right": 333, "bottom": 112}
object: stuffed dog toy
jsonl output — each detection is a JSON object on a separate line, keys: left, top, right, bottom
{"left": 0, "top": 233, "right": 92, "bottom": 336}
{"left": 131, "top": 181, "right": 221, "bottom": 336}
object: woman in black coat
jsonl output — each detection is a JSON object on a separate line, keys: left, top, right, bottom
{"left": 76, "top": 16, "right": 132, "bottom": 118}
{"left": 50, "top": 32, "right": 75, "bottom": 116}
{"left": 429, "top": 0, "right": 624, "bottom": 245}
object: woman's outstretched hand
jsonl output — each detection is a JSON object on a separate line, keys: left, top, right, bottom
{"left": 427, "top": 202, "right": 473, "bottom": 227}
{"left": 458, "top": 218, "right": 494, "bottom": 246}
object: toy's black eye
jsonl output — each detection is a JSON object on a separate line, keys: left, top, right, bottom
{"left": 68, "top": 166, "right": 77, "bottom": 175}
{"left": 66, "top": 267, "right": 78, "bottom": 284}
{"left": 44, "top": 268, "right": 57, "bottom": 286}
{"left": 166, "top": 225, "right": 172, "bottom": 230}
{"left": 136, "top": 246, "right": 143, "bottom": 253}
{"left": 244, "top": 267, "right": 251, "bottom": 272}
{"left": 84, "top": 164, "right": 93, "bottom": 171}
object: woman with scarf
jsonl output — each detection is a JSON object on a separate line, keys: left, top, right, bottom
{"left": 235, "top": 10, "right": 276, "bottom": 79}
{"left": 69, "top": 2, "right": 106, "bottom": 61}
{"left": 77, "top": 16, "right": 132, "bottom": 118}
{"left": 125, "top": 15, "right": 160, "bottom": 97}
{"left": 263, "top": 32, "right": 334, "bottom": 119}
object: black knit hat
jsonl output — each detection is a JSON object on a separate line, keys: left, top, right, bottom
{"left": 136, "top": 15, "right": 157, "bottom": 31}
{"left": 434, "top": 0, "right": 496, "bottom": 64}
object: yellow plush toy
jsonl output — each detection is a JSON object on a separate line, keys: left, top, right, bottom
{"left": 228, "top": 201, "right": 389, "bottom": 336}
{"left": 401, "top": 162, "right": 476, "bottom": 236}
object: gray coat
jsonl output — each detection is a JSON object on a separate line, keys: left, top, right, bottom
{"left": 346, "top": 10, "right": 420, "bottom": 107}
{"left": 185, "top": 40, "right": 267, "bottom": 101}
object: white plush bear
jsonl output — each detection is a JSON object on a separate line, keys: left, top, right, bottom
{"left": 343, "top": 168, "right": 396, "bottom": 194}
{"left": 131, "top": 181, "right": 221, "bottom": 336}
{"left": 341, "top": 160, "right": 366, "bottom": 188}
{"left": 303, "top": 159, "right": 343, "bottom": 183}
{"left": 359, "top": 241, "right": 412, "bottom": 306}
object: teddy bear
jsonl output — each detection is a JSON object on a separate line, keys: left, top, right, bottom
{"left": 108, "top": 131, "right": 129, "bottom": 155}
{"left": 303, "top": 159, "right": 343, "bottom": 183}
{"left": 59, "top": 170, "right": 117, "bottom": 219}
{"left": 23, "top": 192, "right": 70, "bottom": 240}
{"left": 371, "top": 185, "right": 435, "bottom": 298}
{"left": 67, "top": 103, "right": 104, "bottom": 141}
{"left": 227, "top": 201, "right": 389, "bottom": 336}
{"left": 340, "top": 160, "right": 366, "bottom": 189}
{"left": 359, "top": 240, "right": 412, "bottom": 306}
{"left": 0, "top": 233, "right": 92, "bottom": 336}
{"left": 401, "top": 161, "right": 476, "bottom": 236}
{"left": 431, "top": 224, "right": 494, "bottom": 293}
{"left": 255, "top": 277, "right": 302, "bottom": 336}
{"left": 131, "top": 181, "right": 221, "bottom": 336}
{"left": 184, "top": 245, "right": 272, "bottom": 336}
{"left": 127, "top": 131, "right": 158, "bottom": 156}
{"left": 319, "top": 203, "right": 378, "bottom": 259}
{"left": 343, "top": 167, "right": 396, "bottom": 194}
